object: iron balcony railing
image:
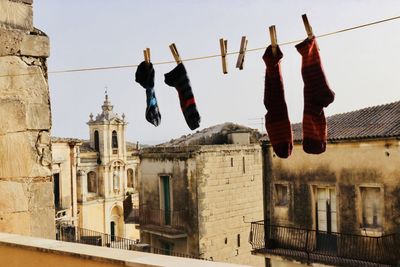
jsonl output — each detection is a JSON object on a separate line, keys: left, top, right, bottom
{"left": 133, "top": 205, "right": 186, "bottom": 230}
{"left": 249, "top": 221, "right": 400, "bottom": 266}
{"left": 57, "top": 225, "right": 206, "bottom": 260}
{"left": 58, "top": 224, "right": 140, "bottom": 250}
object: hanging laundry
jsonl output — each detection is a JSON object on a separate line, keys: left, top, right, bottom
{"left": 263, "top": 45, "right": 293, "bottom": 158}
{"left": 135, "top": 61, "right": 161, "bottom": 127}
{"left": 164, "top": 63, "right": 201, "bottom": 130}
{"left": 295, "top": 37, "right": 335, "bottom": 154}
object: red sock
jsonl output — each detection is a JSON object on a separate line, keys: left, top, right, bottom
{"left": 263, "top": 45, "right": 293, "bottom": 158}
{"left": 296, "top": 37, "right": 335, "bottom": 154}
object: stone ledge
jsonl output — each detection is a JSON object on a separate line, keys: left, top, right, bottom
{"left": 0, "top": 28, "right": 49, "bottom": 57}
{"left": 0, "top": 232, "right": 250, "bottom": 267}
{"left": 0, "top": 1, "right": 33, "bottom": 31}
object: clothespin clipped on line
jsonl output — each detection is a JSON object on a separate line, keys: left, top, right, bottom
{"left": 302, "top": 14, "right": 314, "bottom": 39}
{"left": 219, "top": 38, "right": 228, "bottom": 74}
{"left": 236, "top": 36, "right": 248, "bottom": 70}
{"left": 143, "top": 48, "right": 151, "bottom": 63}
{"left": 269, "top": 25, "right": 278, "bottom": 56}
{"left": 169, "top": 43, "right": 182, "bottom": 64}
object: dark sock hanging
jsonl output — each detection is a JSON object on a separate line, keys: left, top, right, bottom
{"left": 263, "top": 45, "right": 293, "bottom": 158}
{"left": 135, "top": 61, "right": 161, "bottom": 127}
{"left": 296, "top": 37, "right": 335, "bottom": 154}
{"left": 164, "top": 63, "right": 201, "bottom": 130}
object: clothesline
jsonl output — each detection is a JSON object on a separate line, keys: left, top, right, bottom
{"left": 1, "top": 14, "right": 399, "bottom": 78}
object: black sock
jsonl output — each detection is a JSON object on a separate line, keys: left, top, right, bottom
{"left": 164, "top": 63, "right": 200, "bottom": 130}
{"left": 135, "top": 61, "right": 161, "bottom": 127}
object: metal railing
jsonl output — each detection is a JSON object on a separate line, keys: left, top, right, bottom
{"left": 151, "top": 247, "right": 210, "bottom": 260}
{"left": 136, "top": 205, "right": 186, "bottom": 229}
{"left": 57, "top": 225, "right": 206, "bottom": 260}
{"left": 58, "top": 225, "right": 140, "bottom": 250}
{"left": 249, "top": 221, "right": 400, "bottom": 266}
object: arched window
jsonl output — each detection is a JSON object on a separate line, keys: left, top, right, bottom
{"left": 87, "top": 171, "right": 97, "bottom": 193}
{"left": 94, "top": 130, "right": 100, "bottom": 152}
{"left": 112, "top": 131, "right": 118, "bottom": 149}
{"left": 127, "top": 169, "right": 134, "bottom": 188}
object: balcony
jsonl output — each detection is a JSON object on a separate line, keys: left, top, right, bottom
{"left": 135, "top": 205, "right": 187, "bottom": 238}
{"left": 249, "top": 221, "right": 400, "bottom": 266}
{"left": 0, "top": 232, "right": 241, "bottom": 267}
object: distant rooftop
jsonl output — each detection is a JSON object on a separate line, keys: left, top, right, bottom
{"left": 157, "top": 122, "right": 261, "bottom": 147}
{"left": 51, "top": 138, "right": 138, "bottom": 152}
{"left": 51, "top": 137, "right": 83, "bottom": 144}
{"left": 263, "top": 100, "right": 400, "bottom": 142}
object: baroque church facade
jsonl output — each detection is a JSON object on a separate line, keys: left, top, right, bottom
{"left": 52, "top": 94, "right": 140, "bottom": 240}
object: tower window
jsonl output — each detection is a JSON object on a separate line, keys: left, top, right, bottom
{"left": 94, "top": 130, "right": 99, "bottom": 152}
{"left": 112, "top": 130, "right": 118, "bottom": 149}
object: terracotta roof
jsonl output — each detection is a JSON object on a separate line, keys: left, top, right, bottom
{"left": 263, "top": 101, "right": 400, "bottom": 142}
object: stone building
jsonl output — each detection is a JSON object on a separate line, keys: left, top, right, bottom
{"left": 0, "top": 0, "right": 54, "bottom": 238}
{"left": 52, "top": 94, "right": 140, "bottom": 240}
{"left": 249, "top": 101, "right": 400, "bottom": 266}
{"left": 137, "top": 123, "right": 265, "bottom": 267}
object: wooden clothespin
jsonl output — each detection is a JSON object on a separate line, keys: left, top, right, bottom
{"left": 236, "top": 36, "right": 248, "bottom": 70}
{"left": 302, "top": 14, "right": 314, "bottom": 39}
{"left": 169, "top": 43, "right": 182, "bottom": 64}
{"left": 269, "top": 25, "right": 278, "bottom": 56}
{"left": 143, "top": 48, "right": 151, "bottom": 63}
{"left": 219, "top": 38, "right": 228, "bottom": 74}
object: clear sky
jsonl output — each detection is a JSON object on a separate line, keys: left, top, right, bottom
{"left": 33, "top": 1, "right": 400, "bottom": 144}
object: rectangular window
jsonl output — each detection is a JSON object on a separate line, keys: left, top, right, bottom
{"left": 360, "top": 187, "right": 382, "bottom": 228}
{"left": 242, "top": 157, "right": 245, "bottom": 173}
{"left": 275, "top": 184, "right": 288, "bottom": 206}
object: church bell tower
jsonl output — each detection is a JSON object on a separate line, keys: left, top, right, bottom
{"left": 87, "top": 93, "right": 128, "bottom": 165}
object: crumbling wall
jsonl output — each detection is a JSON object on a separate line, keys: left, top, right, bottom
{"left": 0, "top": 0, "right": 54, "bottom": 238}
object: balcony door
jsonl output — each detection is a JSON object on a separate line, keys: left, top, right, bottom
{"left": 160, "top": 176, "right": 171, "bottom": 225}
{"left": 316, "top": 187, "right": 337, "bottom": 252}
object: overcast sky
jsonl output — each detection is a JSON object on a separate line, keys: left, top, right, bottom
{"left": 33, "top": 1, "right": 400, "bottom": 144}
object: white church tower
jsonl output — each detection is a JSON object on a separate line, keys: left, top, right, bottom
{"left": 88, "top": 93, "right": 128, "bottom": 165}
{"left": 75, "top": 93, "right": 139, "bottom": 240}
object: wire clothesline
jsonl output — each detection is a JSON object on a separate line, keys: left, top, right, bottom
{"left": 1, "top": 14, "right": 400, "bottom": 78}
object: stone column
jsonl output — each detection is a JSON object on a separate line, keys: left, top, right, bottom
{"left": 0, "top": 0, "right": 55, "bottom": 238}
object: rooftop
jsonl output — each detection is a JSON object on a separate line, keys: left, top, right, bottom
{"left": 157, "top": 122, "right": 261, "bottom": 147}
{"left": 263, "top": 100, "right": 400, "bottom": 142}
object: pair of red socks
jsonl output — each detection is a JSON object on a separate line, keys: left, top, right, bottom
{"left": 263, "top": 37, "right": 335, "bottom": 158}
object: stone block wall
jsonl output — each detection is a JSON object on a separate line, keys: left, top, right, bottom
{"left": 0, "top": 0, "right": 54, "bottom": 238}
{"left": 196, "top": 145, "right": 264, "bottom": 267}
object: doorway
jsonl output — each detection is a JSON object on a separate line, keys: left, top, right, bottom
{"left": 315, "top": 187, "right": 337, "bottom": 252}
{"left": 110, "top": 221, "right": 115, "bottom": 241}
{"left": 53, "top": 174, "right": 60, "bottom": 210}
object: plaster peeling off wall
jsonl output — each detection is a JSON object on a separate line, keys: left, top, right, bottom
{"left": 0, "top": 0, "right": 55, "bottom": 239}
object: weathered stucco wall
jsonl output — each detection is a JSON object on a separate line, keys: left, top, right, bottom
{"left": 196, "top": 145, "right": 264, "bottom": 267}
{"left": 79, "top": 202, "right": 105, "bottom": 232}
{"left": 139, "top": 150, "right": 199, "bottom": 256}
{"left": 0, "top": 0, "right": 54, "bottom": 238}
{"left": 267, "top": 139, "right": 400, "bottom": 234}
